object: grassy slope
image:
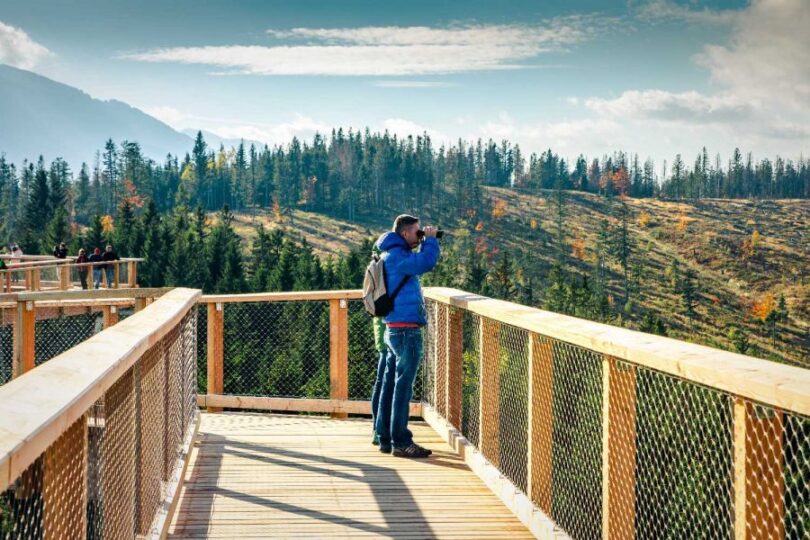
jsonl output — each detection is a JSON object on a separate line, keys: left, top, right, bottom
{"left": 227, "top": 189, "right": 809, "bottom": 367}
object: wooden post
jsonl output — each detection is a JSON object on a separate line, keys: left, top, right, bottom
{"left": 601, "top": 355, "right": 637, "bottom": 540}
{"left": 4, "top": 270, "right": 10, "bottom": 292}
{"left": 43, "top": 415, "right": 87, "bottom": 539}
{"left": 527, "top": 333, "right": 554, "bottom": 513}
{"left": 207, "top": 302, "right": 224, "bottom": 413}
{"left": 733, "top": 398, "right": 785, "bottom": 540}
{"left": 13, "top": 300, "right": 36, "bottom": 378}
{"left": 59, "top": 265, "right": 70, "bottom": 290}
{"left": 128, "top": 260, "right": 138, "bottom": 288}
{"left": 479, "top": 317, "right": 500, "bottom": 465}
{"left": 102, "top": 305, "right": 119, "bottom": 328}
{"left": 329, "top": 298, "right": 349, "bottom": 419}
{"left": 33, "top": 268, "right": 41, "bottom": 291}
{"left": 135, "top": 297, "right": 147, "bottom": 312}
{"left": 435, "top": 303, "right": 448, "bottom": 418}
{"left": 114, "top": 262, "right": 120, "bottom": 289}
{"left": 445, "top": 306, "right": 464, "bottom": 429}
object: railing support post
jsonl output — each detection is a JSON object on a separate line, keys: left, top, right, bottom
{"left": 479, "top": 317, "right": 500, "bottom": 465}
{"left": 733, "top": 398, "right": 784, "bottom": 540}
{"left": 601, "top": 355, "right": 637, "bottom": 540}
{"left": 435, "top": 303, "right": 448, "bottom": 418}
{"left": 128, "top": 260, "right": 138, "bottom": 288}
{"left": 135, "top": 297, "right": 147, "bottom": 312}
{"left": 13, "top": 300, "right": 36, "bottom": 378}
{"left": 114, "top": 262, "right": 120, "bottom": 289}
{"left": 329, "top": 298, "right": 349, "bottom": 419}
{"left": 207, "top": 302, "right": 224, "bottom": 413}
{"left": 445, "top": 306, "right": 463, "bottom": 429}
{"left": 527, "top": 333, "right": 553, "bottom": 514}
{"left": 102, "top": 305, "right": 119, "bottom": 328}
{"left": 59, "top": 264, "right": 70, "bottom": 290}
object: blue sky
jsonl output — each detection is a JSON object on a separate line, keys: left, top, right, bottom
{"left": 1, "top": 0, "right": 808, "bottom": 164}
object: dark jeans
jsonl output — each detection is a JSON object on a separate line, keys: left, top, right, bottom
{"left": 375, "top": 327, "right": 422, "bottom": 449}
{"left": 371, "top": 349, "right": 393, "bottom": 440}
{"left": 79, "top": 270, "right": 88, "bottom": 290}
{"left": 105, "top": 267, "right": 114, "bottom": 288}
{"left": 93, "top": 269, "right": 102, "bottom": 289}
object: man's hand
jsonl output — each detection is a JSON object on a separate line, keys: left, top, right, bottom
{"left": 423, "top": 226, "right": 438, "bottom": 238}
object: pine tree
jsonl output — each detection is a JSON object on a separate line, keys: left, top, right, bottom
{"left": 489, "top": 252, "right": 516, "bottom": 300}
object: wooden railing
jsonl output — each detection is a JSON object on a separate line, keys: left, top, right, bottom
{"left": 0, "top": 288, "right": 171, "bottom": 383}
{"left": 0, "top": 287, "right": 200, "bottom": 538}
{"left": 197, "top": 290, "right": 421, "bottom": 419}
{"left": 0, "top": 257, "right": 143, "bottom": 293}
{"left": 421, "top": 287, "right": 810, "bottom": 539}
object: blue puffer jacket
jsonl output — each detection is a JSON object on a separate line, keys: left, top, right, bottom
{"left": 376, "top": 231, "right": 440, "bottom": 326}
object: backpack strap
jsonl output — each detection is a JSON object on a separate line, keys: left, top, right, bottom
{"left": 390, "top": 274, "right": 411, "bottom": 299}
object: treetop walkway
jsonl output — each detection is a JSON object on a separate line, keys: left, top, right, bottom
{"left": 0, "top": 286, "right": 807, "bottom": 539}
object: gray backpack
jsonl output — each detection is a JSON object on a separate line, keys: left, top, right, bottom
{"left": 362, "top": 254, "right": 410, "bottom": 316}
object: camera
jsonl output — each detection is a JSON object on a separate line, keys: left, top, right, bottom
{"left": 416, "top": 229, "right": 444, "bottom": 239}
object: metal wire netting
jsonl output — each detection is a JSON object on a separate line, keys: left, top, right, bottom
{"left": 422, "top": 297, "right": 810, "bottom": 540}
{"left": 347, "top": 300, "right": 379, "bottom": 400}
{"left": 0, "top": 309, "right": 11, "bottom": 385}
{"left": 196, "top": 304, "right": 208, "bottom": 394}
{"left": 1, "top": 308, "right": 197, "bottom": 539}
{"left": 35, "top": 310, "right": 101, "bottom": 366}
{"left": 222, "top": 301, "right": 330, "bottom": 398}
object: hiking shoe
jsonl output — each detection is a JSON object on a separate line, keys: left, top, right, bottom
{"left": 372, "top": 433, "right": 380, "bottom": 446}
{"left": 379, "top": 444, "right": 392, "bottom": 454}
{"left": 392, "top": 444, "right": 432, "bottom": 458}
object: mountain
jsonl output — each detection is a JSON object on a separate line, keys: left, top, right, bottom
{"left": 181, "top": 129, "right": 266, "bottom": 151}
{"left": 0, "top": 64, "right": 192, "bottom": 168}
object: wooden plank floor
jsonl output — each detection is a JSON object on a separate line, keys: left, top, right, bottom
{"left": 169, "top": 412, "right": 534, "bottom": 539}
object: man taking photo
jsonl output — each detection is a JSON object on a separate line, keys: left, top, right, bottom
{"left": 374, "top": 214, "right": 440, "bottom": 458}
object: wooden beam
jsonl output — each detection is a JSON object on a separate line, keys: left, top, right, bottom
{"left": 127, "top": 260, "right": 138, "bottom": 288}
{"left": 733, "top": 398, "right": 785, "bottom": 540}
{"left": 601, "top": 355, "right": 637, "bottom": 540}
{"left": 527, "top": 333, "right": 553, "bottom": 514}
{"left": 114, "top": 263, "right": 120, "bottom": 289}
{"left": 423, "top": 287, "right": 810, "bottom": 418}
{"left": 207, "top": 302, "right": 224, "bottom": 413}
{"left": 135, "top": 297, "right": 147, "bottom": 312}
{"left": 12, "top": 300, "right": 36, "bottom": 378}
{"left": 435, "top": 302, "right": 448, "bottom": 419}
{"left": 329, "top": 298, "right": 349, "bottom": 419}
{"left": 102, "top": 304, "right": 119, "bottom": 328}
{"left": 198, "top": 394, "right": 423, "bottom": 416}
{"left": 200, "top": 289, "right": 363, "bottom": 304}
{"left": 58, "top": 265, "right": 70, "bottom": 291}
{"left": 479, "top": 317, "right": 500, "bottom": 466}
{"left": 43, "top": 414, "right": 87, "bottom": 540}
{"left": 445, "top": 306, "right": 464, "bottom": 429}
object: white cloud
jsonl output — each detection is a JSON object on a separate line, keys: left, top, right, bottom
{"left": 0, "top": 20, "right": 53, "bottom": 69}
{"left": 123, "top": 20, "right": 609, "bottom": 76}
{"left": 696, "top": 0, "right": 810, "bottom": 115}
{"left": 585, "top": 90, "right": 751, "bottom": 123}
{"left": 381, "top": 118, "right": 448, "bottom": 143}
{"left": 636, "top": 0, "right": 740, "bottom": 25}
{"left": 143, "top": 105, "right": 188, "bottom": 127}
{"left": 372, "top": 81, "right": 453, "bottom": 88}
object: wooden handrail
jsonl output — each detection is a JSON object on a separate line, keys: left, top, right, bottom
{"left": 0, "top": 287, "right": 200, "bottom": 487}
{"left": 200, "top": 289, "right": 363, "bottom": 303}
{"left": 424, "top": 287, "right": 810, "bottom": 417}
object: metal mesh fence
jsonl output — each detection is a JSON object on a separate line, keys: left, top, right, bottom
{"left": 35, "top": 309, "right": 100, "bottom": 366}
{"left": 422, "top": 296, "right": 810, "bottom": 540}
{"left": 0, "top": 307, "right": 197, "bottom": 539}
{"left": 347, "top": 300, "right": 379, "bottom": 400}
{"left": 196, "top": 304, "right": 208, "bottom": 394}
{"left": 0, "top": 308, "right": 11, "bottom": 385}
{"left": 222, "top": 301, "right": 330, "bottom": 398}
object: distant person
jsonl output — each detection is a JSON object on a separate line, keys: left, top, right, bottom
{"left": 102, "top": 244, "right": 119, "bottom": 288}
{"left": 53, "top": 242, "right": 68, "bottom": 259}
{"left": 89, "top": 248, "right": 103, "bottom": 289}
{"left": 374, "top": 214, "right": 440, "bottom": 458}
{"left": 9, "top": 244, "right": 22, "bottom": 283}
{"left": 76, "top": 248, "right": 89, "bottom": 289}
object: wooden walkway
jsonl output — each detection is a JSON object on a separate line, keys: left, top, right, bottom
{"left": 169, "top": 412, "right": 534, "bottom": 539}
